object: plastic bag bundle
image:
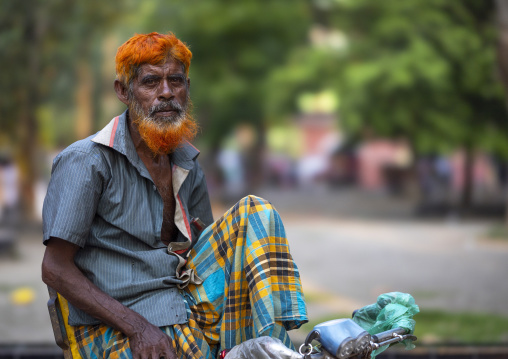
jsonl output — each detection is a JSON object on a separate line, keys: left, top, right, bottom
{"left": 226, "top": 337, "right": 302, "bottom": 359}
{"left": 352, "top": 292, "right": 419, "bottom": 357}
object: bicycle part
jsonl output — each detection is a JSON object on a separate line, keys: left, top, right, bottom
{"left": 306, "top": 319, "right": 370, "bottom": 359}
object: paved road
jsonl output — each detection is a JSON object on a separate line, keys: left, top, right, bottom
{"left": 286, "top": 216, "right": 508, "bottom": 317}
{"left": 1, "top": 188, "right": 507, "bottom": 345}
{"left": 261, "top": 188, "right": 508, "bottom": 319}
{"left": 0, "top": 227, "right": 52, "bottom": 344}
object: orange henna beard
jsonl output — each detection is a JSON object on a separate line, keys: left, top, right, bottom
{"left": 131, "top": 101, "right": 198, "bottom": 155}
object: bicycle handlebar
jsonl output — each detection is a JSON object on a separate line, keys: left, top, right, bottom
{"left": 302, "top": 326, "right": 417, "bottom": 359}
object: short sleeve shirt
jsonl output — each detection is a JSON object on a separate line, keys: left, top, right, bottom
{"left": 42, "top": 110, "right": 214, "bottom": 326}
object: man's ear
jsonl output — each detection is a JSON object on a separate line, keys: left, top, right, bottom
{"left": 114, "top": 80, "right": 130, "bottom": 106}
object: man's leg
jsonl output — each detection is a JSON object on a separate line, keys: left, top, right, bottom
{"left": 66, "top": 195, "right": 307, "bottom": 358}
{"left": 71, "top": 320, "right": 213, "bottom": 359}
{"left": 185, "top": 195, "right": 308, "bottom": 352}
{"left": 73, "top": 325, "right": 131, "bottom": 359}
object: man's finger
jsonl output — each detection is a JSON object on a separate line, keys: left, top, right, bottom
{"left": 131, "top": 347, "right": 141, "bottom": 359}
{"left": 162, "top": 347, "right": 177, "bottom": 359}
{"left": 159, "top": 334, "right": 176, "bottom": 359}
{"left": 163, "top": 352, "right": 176, "bottom": 359}
{"left": 150, "top": 347, "right": 160, "bottom": 359}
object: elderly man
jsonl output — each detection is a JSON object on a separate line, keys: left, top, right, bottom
{"left": 41, "top": 32, "right": 307, "bottom": 359}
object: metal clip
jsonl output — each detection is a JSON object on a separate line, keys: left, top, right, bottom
{"left": 300, "top": 330, "right": 320, "bottom": 358}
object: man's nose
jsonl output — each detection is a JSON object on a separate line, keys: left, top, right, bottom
{"left": 158, "top": 79, "right": 174, "bottom": 99}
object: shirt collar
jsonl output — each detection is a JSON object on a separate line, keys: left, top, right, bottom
{"left": 91, "top": 110, "right": 200, "bottom": 173}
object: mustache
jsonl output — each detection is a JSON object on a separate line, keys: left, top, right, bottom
{"left": 149, "top": 100, "right": 184, "bottom": 117}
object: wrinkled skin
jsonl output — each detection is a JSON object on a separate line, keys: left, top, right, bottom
{"left": 42, "top": 58, "right": 191, "bottom": 359}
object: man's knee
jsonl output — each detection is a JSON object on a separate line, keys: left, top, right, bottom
{"left": 239, "top": 195, "right": 274, "bottom": 211}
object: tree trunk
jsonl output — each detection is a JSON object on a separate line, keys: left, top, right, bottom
{"left": 76, "top": 60, "right": 94, "bottom": 140}
{"left": 244, "top": 123, "right": 266, "bottom": 193}
{"left": 17, "top": 92, "right": 37, "bottom": 219}
{"left": 17, "top": 5, "right": 44, "bottom": 219}
{"left": 495, "top": 0, "right": 508, "bottom": 226}
{"left": 461, "top": 147, "right": 474, "bottom": 213}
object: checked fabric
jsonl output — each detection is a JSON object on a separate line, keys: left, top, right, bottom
{"left": 71, "top": 195, "right": 308, "bottom": 358}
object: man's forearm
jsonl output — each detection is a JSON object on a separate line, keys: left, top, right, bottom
{"left": 42, "top": 237, "right": 177, "bottom": 358}
{"left": 41, "top": 238, "right": 150, "bottom": 337}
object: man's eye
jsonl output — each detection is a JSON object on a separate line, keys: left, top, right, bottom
{"left": 170, "top": 77, "right": 185, "bottom": 85}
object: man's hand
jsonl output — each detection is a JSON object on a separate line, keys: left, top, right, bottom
{"left": 42, "top": 238, "right": 178, "bottom": 359}
{"left": 129, "top": 323, "right": 177, "bottom": 359}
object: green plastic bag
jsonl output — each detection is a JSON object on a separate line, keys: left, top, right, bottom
{"left": 352, "top": 292, "right": 419, "bottom": 357}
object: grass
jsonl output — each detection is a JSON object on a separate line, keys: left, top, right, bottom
{"left": 302, "top": 291, "right": 337, "bottom": 304}
{"left": 413, "top": 310, "right": 508, "bottom": 344}
{"left": 0, "top": 284, "right": 17, "bottom": 293}
{"left": 294, "top": 310, "right": 508, "bottom": 345}
{"left": 485, "top": 223, "right": 508, "bottom": 241}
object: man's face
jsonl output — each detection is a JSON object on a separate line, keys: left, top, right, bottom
{"left": 120, "top": 57, "right": 197, "bottom": 155}
{"left": 129, "top": 57, "right": 190, "bottom": 123}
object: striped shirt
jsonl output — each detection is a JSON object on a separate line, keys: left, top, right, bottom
{"left": 42, "top": 110, "right": 214, "bottom": 327}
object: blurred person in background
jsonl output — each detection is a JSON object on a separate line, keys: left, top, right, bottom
{"left": 41, "top": 32, "right": 307, "bottom": 359}
{"left": 0, "top": 155, "right": 20, "bottom": 226}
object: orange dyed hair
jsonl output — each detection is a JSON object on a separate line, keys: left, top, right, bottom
{"left": 115, "top": 32, "right": 192, "bottom": 86}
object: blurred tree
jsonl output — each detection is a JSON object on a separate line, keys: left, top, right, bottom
{"left": 495, "top": 0, "right": 508, "bottom": 224}
{"left": 7, "top": 0, "right": 502, "bottom": 214}
{"left": 0, "top": 0, "right": 125, "bottom": 217}
{"left": 320, "top": 0, "right": 508, "bottom": 209}
{"left": 139, "top": 0, "right": 313, "bottom": 188}
{"left": 150, "top": 1, "right": 311, "bottom": 141}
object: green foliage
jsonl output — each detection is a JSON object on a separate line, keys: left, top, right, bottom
{"left": 137, "top": 0, "right": 313, "bottom": 145}
{"left": 325, "top": 0, "right": 508, "bottom": 156}
{"left": 0, "top": 0, "right": 128, "bottom": 148}
{"left": 2, "top": 0, "right": 507, "bottom": 163}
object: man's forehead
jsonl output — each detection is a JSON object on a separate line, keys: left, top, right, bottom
{"left": 137, "top": 58, "right": 186, "bottom": 77}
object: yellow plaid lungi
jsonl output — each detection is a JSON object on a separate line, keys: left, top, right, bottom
{"left": 72, "top": 195, "right": 308, "bottom": 358}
